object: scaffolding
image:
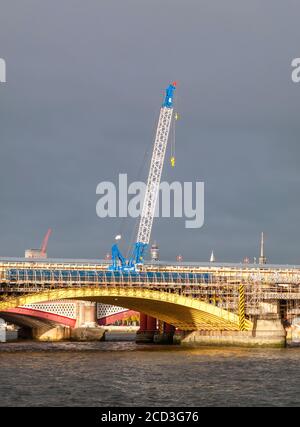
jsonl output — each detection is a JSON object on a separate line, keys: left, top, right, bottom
{"left": 2, "top": 261, "right": 300, "bottom": 326}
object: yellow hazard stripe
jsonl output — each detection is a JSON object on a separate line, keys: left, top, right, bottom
{"left": 239, "top": 284, "right": 246, "bottom": 331}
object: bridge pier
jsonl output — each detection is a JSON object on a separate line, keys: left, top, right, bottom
{"left": 174, "top": 301, "right": 287, "bottom": 348}
{"left": 30, "top": 325, "right": 106, "bottom": 342}
{"left": 32, "top": 325, "right": 72, "bottom": 341}
{"left": 5, "top": 301, "right": 103, "bottom": 342}
{"left": 136, "top": 314, "right": 157, "bottom": 343}
{"left": 153, "top": 322, "right": 176, "bottom": 344}
{"left": 251, "top": 301, "right": 286, "bottom": 347}
{"left": 174, "top": 328, "right": 286, "bottom": 348}
{"left": 136, "top": 316, "right": 176, "bottom": 345}
{"left": 76, "top": 302, "right": 97, "bottom": 328}
{"left": 32, "top": 301, "right": 102, "bottom": 341}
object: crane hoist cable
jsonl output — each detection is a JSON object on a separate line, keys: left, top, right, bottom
{"left": 115, "top": 111, "right": 158, "bottom": 259}
{"left": 125, "top": 107, "right": 164, "bottom": 260}
{"left": 170, "top": 112, "right": 176, "bottom": 168}
{"left": 170, "top": 89, "right": 179, "bottom": 168}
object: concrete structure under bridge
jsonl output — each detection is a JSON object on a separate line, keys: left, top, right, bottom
{"left": 0, "top": 299, "right": 98, "bottom": 341}
{"left": 2, "top": 257, "right": 300, "bottom": 346}
{"left": 0, "top": 298, "right": 139, "bottom": 341}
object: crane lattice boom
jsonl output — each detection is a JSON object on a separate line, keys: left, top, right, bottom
{"left": 137, "top": 106, "right": 173, "bottom": 244}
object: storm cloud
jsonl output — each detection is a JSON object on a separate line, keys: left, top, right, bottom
{"left": 0, "top": 1, "right": 300, "bottom": 264}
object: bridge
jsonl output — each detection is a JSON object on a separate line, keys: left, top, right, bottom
{"left": 1, "top": 83, "right": 294, "bottom": 346}
{"left": 1, "top": 257, "right": 300, "bottom": 345}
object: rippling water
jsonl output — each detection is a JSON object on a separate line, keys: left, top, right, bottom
{"left": 0, "top": 341, "right": 300, "bottom": 407}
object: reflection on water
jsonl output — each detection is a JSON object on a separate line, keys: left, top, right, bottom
{"left": 0, "top": 341, "right": 299, "bottom": 407}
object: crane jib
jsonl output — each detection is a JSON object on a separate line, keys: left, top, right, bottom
{"left": 137, "top": 106, "right": 173, "bottom": 245}
{"left": 109, "top": 82, "right": 176, "bottom": 271}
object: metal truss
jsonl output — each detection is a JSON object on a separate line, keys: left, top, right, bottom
{"left": 137, "top": 107, "right": 173, "bottom": 244}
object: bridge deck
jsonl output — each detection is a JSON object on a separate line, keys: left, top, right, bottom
{"left": 2, "top": 259, "right": 300, "bottom": 324}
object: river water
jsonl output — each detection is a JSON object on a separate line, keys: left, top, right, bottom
{"left": 0, "top": 340, "right": 300, "bottom": 407}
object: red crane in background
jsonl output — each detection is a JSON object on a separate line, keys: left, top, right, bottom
{"left": 40, "top": 228, "right": 52, "bottom": 256}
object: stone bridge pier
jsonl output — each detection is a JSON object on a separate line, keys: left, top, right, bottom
{"left": 175, "top": 300, "right": 287, "bottom": 348}
{"left": 252, "top": 301, "right": 287, "bottom": 346}
{"left": 0, "top": 300, "right": 105, "bottom": 342}
{"left": 136, "top": 314, "right": 175, "bottom": 344}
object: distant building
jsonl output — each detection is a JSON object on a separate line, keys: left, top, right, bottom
{"left": 150, "top": 242, "right": 159, "bottom": 261}
{"left": 259, "top": 232, "right": 267, "bottom": 265}
{"left": 25, "top": 249, "right": 47, "bottom": 259}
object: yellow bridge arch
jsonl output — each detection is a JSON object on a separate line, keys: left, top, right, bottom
{"left": 0, "top": 287, "right": 252, "bottom": 331}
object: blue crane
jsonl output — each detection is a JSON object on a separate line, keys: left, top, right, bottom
{"left": 110, "top": 82, "right": 177, "bottom": 271}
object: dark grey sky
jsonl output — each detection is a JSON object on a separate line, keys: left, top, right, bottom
{"left": 0, "top": 1, "right": 300, "bottom": 263}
